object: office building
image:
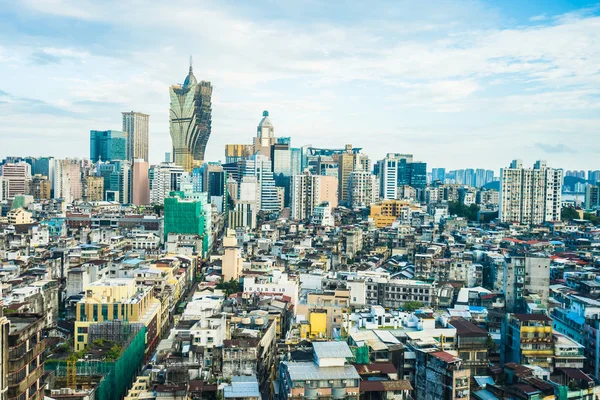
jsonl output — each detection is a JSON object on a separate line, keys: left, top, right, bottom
{"left": 239, "top": 154, "right": 280, "bottom": 212}
{"left": 1, "top": 162, "right": 32, "bottom": 198}
{"left": 228, "top": 201, "right": 257, "bottom": 230}
{"left": 225, "top": 144, "right": 253, "bottom": 164}
{"left": 31, "top": 174, "right": 51, "bottom": 200}
{"left": 499, "top": 160, "right": 562, "bottom": 225}
{"left": 290, "top": 172, "right": 338, "bottom": 220}
{"left": 122, "top": 111, "right": 149, "bottom": 162}
{"left": 90, "top": 130, "right": 127, "bottom": 162}
{"left": 132, "top": 159, "right": 150, "bottom": 205}
{"left": 169, "top": 59, "right": 213, "bottom": 171}
{"left": 149, "top": 163, "right": 186, "bottom": 204}
{"left": 253, "top": 110, "right": 276, "bottom": 159}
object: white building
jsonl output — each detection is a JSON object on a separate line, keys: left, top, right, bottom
{"left": 499, "top": 160, "right": 562, "bottom": 225}
{"left": 1, "top": 162, "right": 32, "bottom": 198}
{"left": 348, "top": 171, "right": 378, "bottom": 208}
{"left": 150, "top": 162, "right": 186, "bottom": 204}
{"left": 243, "top": 270, "right": 299, "bottom": 307}
{"left": 290, "top": 172, "right": 338, "bottom": 220}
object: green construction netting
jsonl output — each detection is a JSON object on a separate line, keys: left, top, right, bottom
{"left": 46, "top": 326, "right": 146, "bottom": 400}
{"left": 351, "top": 345, "right": 370, "bottom": 364}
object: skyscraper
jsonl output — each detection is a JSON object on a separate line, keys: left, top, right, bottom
{"left": 253, "top": 111, "right": 276, "bottom": 159}
{"left": 499, "top": 160, "right": 562, "bottom": 225}
{"left": 337, "top": 144, "right": 369, "bottom": 205}
{"left": 290, "top": 171, "right": 338, "bottom": 220}
{"left": 122, "top": 111, "right": 149, "bottom": 162}
{"left": 90, "top": 130, "right": 127, "bottom": 162}
{"left": 169, "top": 58, "right": 213, "bottom": 171}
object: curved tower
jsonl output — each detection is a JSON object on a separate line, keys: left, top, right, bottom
{"left": 169, "top": 58, "right": 213, "bottom": 171}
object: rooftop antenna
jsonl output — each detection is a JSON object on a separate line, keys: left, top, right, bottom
{"left": 189, "top": 55, "right": 193, "bottom": 73}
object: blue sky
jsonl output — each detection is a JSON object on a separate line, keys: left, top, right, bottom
{"left": 0, "top": 0, "right": 599, "bottom": 171}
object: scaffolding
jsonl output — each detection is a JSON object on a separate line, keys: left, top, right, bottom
{"left": 88, "top": 320, "right": 143, "bottom": 346}
{"left": 46, "top": 326, "right": 147, "bottom": 400}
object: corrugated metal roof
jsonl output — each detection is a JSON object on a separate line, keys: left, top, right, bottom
{"left": 313, "top": 341, "right": 354, "bottom": 359}
{"left": 284, "top": 362, "right": 360, "bottom": 381}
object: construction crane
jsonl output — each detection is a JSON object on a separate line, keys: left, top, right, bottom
{"left": 66, "top": 357, "right": 77, "bottom": 389}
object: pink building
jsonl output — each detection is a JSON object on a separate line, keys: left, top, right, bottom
{"left": 132, "top": 159, "right": 150, "bottom": 205}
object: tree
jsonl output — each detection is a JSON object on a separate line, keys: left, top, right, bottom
{"left": 561, "top": 207, "right": 580, "bottom": 221}
{"left": 403, "top": 301, "right": 424, "bottom": 312}
{"left": 448, "top": 201, "right": 480, "bottom": 221}
{"left": 216, "top": 278, "right": 242, "bottom": 297}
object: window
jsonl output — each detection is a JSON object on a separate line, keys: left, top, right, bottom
{"left": 77, "top": 335, "right": 84, "bottom": 343}
{"left": 92, "top": 304, "right": 98, "bottom": 322}
{"left": 102, "top": 304, "right": 109, "bottom": 320}
{"left": 77, "top": 327, "right": 88, "bottom": 334}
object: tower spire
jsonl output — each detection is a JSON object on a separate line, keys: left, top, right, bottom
{"left": 189, "top": 55, "right": 193, "bottom": 73}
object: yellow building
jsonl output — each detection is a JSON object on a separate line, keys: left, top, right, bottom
{"left": 370, "top": 199, "right": 420, "bottom": 228}
{"left": 7, "top": 208, "right": 32, "bottom": 225}
{"left": 297, "top": 289, "right": 350, "bottom": 338}
{"left": 84, "top": 175, "right": 104, "bottom": 202}
{"left": 74, "top": 278, "right": 161, "bottom": 352}
{"left": 505, "top": 313, "right": 554, "bottom": 368}
{"left": 31, "top": 174, "right": 51, "bottom": 200}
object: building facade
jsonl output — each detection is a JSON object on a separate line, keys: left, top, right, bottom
{"left": 122, "top": 111, "right": 149, "bottom": 162}
{"left": 499, "top": 160, "right": 562, "bottom": 225}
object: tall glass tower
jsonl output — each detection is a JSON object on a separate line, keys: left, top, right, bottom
{"left": 169, "top": 58, "right": 213, "bottom": 172}
{"left": 90, "top": 130, "right": 127, "bottom": 162}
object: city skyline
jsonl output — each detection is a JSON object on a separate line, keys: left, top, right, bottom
{"left": 0, "top": 1, "right": 599, "bottom": 170}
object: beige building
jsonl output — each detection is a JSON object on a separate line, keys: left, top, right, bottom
{"left": 7, "top": 208, "right": 32, "bottom": 225}
{"left": 31, "top": 174, "right": 51, "bottom": 200}
{"left": 290, "top": 172, "right": 338, "bottom": 220}
{"left": 122, "top": 111, "right": 149, "bottom": 162}
{"left": 337, "top": 144, "right": 370, "bottom": 205}
{"left": 253, "top": 111, "right": 276, "bottom": 159}
{"left": 84, "top": 175, "right": 104, "bottom": 202}
{"left": 499, "top": 160, "right": 562, "bottom": 225}
{"left": 74, "top": 278, "right": 161, "bottom": 352}
{"left": 222, "top": 231, "right": 244, "bottom": 282}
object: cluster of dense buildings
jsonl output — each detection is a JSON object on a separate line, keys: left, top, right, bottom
{"left": 2, "top": 59, "right": 600, "bottom": 400}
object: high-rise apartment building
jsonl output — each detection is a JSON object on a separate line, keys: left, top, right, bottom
{"left": 503, "top": 254, "right": 550, "bottom": 313}
{"left": 290, "top": 172, "right": 338, "bottom": 220}
{"left": 122, "top": 111, "right": 150, "bottom": 162}
{"left": 253, "top": 111, "right": 276, "bottom": 159}
{"left": 431, "top": 167, "right": 446, "bottom": 183}
{"left": 54, "top": 159, "right": 83, "bottom": 203}
{"left": 1, "top": 162, "right": 32, "bottom": 198}
{"left": 31, "top": 174, "right": 51, "bottom": 200}
{"left": 348, "top": 171, "right": 378, "bottom": 208}
{"left": 132, "top": 159, "right": 150, "bottom": 205}
{"left": 499, "top": 160, "right": 562, "bottom": 225}
{"left": 169, "top": 60, "right": 213, "bottom": 171}
{"left": 588, "top": 170, "right": 600, "bottom": 184}
{"left": 149, "top": 163, "right": 186, "bottom": 204}
{"left": 337, "top": 144, "right": 369, "bottom": 205}
{"left": 585, "top": 184, "right": 600, "bottom": 210}
{"left": 83, "top": 175, "right": 104, "bottom": 201}
{"left": 90, "top": 130, "right": 127, "bottom": 162}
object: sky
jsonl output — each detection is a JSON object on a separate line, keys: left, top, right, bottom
{"left": 0, "top": 0, "right": 599, "bottom": 172}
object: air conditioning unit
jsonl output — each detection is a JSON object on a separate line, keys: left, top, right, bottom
{"left": 343, "top": 380, "right": 347, "bottom": 384}
{"left": 329, "top": 380, "right": 334, "bottom": 383}
{"left": 306, "top": 380, "right": 311, "bottom": 384}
